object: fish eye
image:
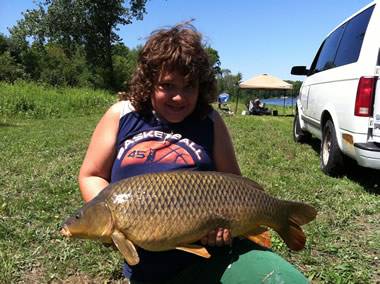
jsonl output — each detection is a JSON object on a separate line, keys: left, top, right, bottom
{"left": 75, "top": 212, "right": 81, "bottom": 219}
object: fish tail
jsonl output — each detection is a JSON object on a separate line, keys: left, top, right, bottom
{"left": 277, "top": 201, "right": 317, "bottom": 251}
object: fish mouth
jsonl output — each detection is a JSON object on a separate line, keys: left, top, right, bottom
{"left": 60, "top": 225, "right": 72, "bottom": 238}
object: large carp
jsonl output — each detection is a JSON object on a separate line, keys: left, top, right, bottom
{"left": 61, "top": 171, "right": 317, "bottom": 265}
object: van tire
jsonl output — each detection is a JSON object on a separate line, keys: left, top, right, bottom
{"left": 320, "top": 120, "right": 345, "bottom": 176}
{"left": 293, "top": 113, "right": 311, "bottom": 143}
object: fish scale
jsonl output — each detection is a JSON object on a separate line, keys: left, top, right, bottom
{"left": 108, "top": 172, "right": 270, "bottom": 246}
{"left": 61, "top": 171, "right": 317, "bottom": 265}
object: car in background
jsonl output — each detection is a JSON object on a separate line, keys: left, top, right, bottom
{"left": 291, "top": 0, "right": 380, "bottom": 176}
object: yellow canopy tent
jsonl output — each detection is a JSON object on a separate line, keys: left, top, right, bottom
{"left": 239, "top": 73, "right": 293, "bottom": 90}
{"left": 235, "top": 74, "right": 293, "bottom": 113}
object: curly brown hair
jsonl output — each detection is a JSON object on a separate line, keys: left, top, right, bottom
{"left": 120, "top": 21, "right": 217, "bottom": 119}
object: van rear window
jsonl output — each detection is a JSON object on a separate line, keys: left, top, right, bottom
{"left": 334, "top": 5, "right": 375, "bottom": 67}
{"left": 312, "top": 5, "right": 375, "bottom": 73}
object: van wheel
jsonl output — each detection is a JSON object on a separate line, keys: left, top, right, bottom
{"left": 320, "top": 120, "right": 345, "bottom": 176}
{"left": 293, "top": 113, "right": 311, "bottom": 143}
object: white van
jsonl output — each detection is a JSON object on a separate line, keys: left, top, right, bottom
{"left": 291, "top": 0, "right": 380, "bottom": 176}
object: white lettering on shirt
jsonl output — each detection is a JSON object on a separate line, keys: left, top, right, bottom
{"left": 117, "top": 130, "right": 202, "bottom": 161}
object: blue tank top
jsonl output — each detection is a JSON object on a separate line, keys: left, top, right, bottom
{"left": 110, "top": 101, "right": 216, "bottom": 281}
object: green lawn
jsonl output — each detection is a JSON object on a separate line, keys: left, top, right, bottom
{"left": 0, "top": 102, "right": 379, "bottom": 283}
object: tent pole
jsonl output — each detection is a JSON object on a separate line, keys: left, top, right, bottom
{"left": 235, "top": 88, "right": 240, "bottom": 114}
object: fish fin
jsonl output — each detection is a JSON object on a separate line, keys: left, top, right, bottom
{"left": 176, "top": 244, "right": 211, "bottom": 258}
{"left": 111, "top": 231, "right": 140, "bottom": 265}
{"left": 276, "top": 201, "right": 317, "bottom": 251}
{"left": 277, "top": 218, "right": 306, "bottom": 251}
{"left": 243, "top": 227, "right": 271, "bottom": 248}
{"left": 286, "top": 201, "right": 318, "bottom": 226}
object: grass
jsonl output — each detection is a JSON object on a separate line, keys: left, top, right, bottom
{"left": 223, "top": 113, "right": 379, "bottom": 283}
{"left": 0, "top": 84, "right": 379, "bottom": 283}
{"left": 0, "top": 115, "right": 125, "bottom": 283}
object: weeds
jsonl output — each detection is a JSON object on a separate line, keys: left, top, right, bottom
{"left": 0, "top": 81, "right": 116, "bottom": 118}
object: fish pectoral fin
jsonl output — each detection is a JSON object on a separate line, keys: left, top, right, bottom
{"left": 243, "top": 227, "right": 271, "bottom": 248}
{"left": 111, "top": 231, "right": 140, "bottom": 266}
{"left": 176, "top": 244, "right": 211, "bottom": 258}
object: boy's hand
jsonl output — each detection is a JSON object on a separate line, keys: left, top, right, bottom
{"left": 201, "top": 227, "right": 232, "bottom": 246}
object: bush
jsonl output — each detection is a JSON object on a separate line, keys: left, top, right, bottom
{"left": 0, "top": 52, "right": 23, "bottom": 83}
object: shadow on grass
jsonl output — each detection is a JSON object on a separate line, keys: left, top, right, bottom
{"left": 0, "top": 122, "right": 21, "bottom": 127}
{"left": 304, "top": 138, "right": 380, "bottom": 195}
{"left": 110, "top": 268, "right": 126, "bottom": 281}
{"left": 243, "top": 114, "right": 295, "bottom": 118}
{"left": 345, "top": 164, "right": 380, "bottom": 194}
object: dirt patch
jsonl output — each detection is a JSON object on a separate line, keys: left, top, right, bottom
{"left": 24, "top": 268, "right": 130, "bottom": 284}
{"left": 52, "top": 271, "right": 130, "bottom": 284}
{"left": 355, "top": 214, "right": 379, "bottom": 233}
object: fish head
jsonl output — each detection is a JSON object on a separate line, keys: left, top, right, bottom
{"left": 61, "top": 199, "right": 113, "bottom": 241}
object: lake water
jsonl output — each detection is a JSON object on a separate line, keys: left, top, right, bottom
{"left": 261, "top": 97, "right": 297, "bottom": 106}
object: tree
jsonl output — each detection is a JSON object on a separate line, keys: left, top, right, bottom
{"left": 216, "top": 70, "right": 242, "bottom": 101}
{"left": 9, "top": 0, "right": 150, "bottom": 89}
{"left": 78, "top": 0, "right": 149, "bottom": 89}
{"left": 0, "top": 51, "right": 23, "bottom": 82}
{"left": 205, "top": 46, "right": 221, "bottom": 75}
{"left": 0, "top": 34, "right": 8, "bottom": 54}
{"left": 113, "top": 44, "right": 141, "bottom": 91}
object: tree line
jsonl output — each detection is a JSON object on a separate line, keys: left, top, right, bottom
{"left": 0, "top": 0, "right": 301, "bottom": 101}
{"left": 0, "top": 31, "right": 141, "bottom": 91}
{"left": 0, "top": 0, "right": 151, "bottom": 91}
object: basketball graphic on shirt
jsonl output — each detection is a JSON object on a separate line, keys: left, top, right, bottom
{"left": 121, "top": 141, "right": 195, "bottom": 167}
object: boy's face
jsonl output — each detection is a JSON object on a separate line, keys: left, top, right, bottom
{"left": 152, "top": 68, "right": 199, "bottom": 123}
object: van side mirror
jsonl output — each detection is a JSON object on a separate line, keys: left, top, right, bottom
{"left": 291, "top": 66, "right": 309, "bottom": 75}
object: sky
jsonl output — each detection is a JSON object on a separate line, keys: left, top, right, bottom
{"left": 0, "top": 0, "right": 374, "bottom": 81}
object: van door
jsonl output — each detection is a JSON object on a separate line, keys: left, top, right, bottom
{"left": 372, "top": 74, "right": 380, "bottom": 142}
{"left": 299, "top": 84, "right": 310, "bottom": 115}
